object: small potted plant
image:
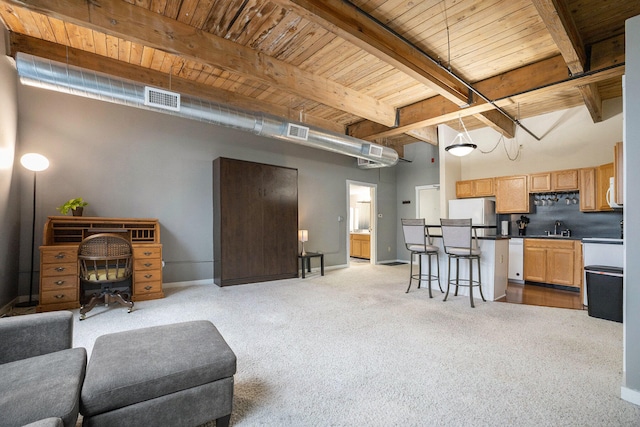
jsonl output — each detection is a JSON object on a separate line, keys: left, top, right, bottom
{"left": 57, "top": 197, "right": 88, "bottom": 216}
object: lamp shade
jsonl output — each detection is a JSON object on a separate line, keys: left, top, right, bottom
{"left": 20, "top": 153, "right": 49, "bottom": 171}
{"left": 444, "top": 133, "right": 477, "bottom": 157}
{"left": 298, "top": 229, "right": 309, "bottom": 242}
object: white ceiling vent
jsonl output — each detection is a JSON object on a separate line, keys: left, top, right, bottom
{"left": 368, "top": 144, "right": 384, "bottom": 158}
{"left": 286, "top": 123, "right": 309, "bottom": 141}
{"left": 144, "top": 86, "right": 180, "bottom": 112}
{"left": 357, "top": 158, "right": 374, "bottom": 166}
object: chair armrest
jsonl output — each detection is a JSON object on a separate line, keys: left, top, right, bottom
{"left": 0, "top": 311, "right": 73, "bottom": 364}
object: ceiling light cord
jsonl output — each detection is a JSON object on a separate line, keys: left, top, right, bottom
{"left": 343, "top": 0, "right": 542, "bottom": 141}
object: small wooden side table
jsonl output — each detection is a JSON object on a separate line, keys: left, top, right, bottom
{"left": 298, "top": 252, "right": 324, "bottom": 278}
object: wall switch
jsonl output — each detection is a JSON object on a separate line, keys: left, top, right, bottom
{"left": 337, "top": 215, "right": 344, "bottom": 222}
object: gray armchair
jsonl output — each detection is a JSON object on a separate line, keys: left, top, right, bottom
{"left": 0, "top": 311, "right": 87, "bottom": 427}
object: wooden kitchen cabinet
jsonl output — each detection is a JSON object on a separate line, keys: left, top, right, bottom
{"left": 523, "top": 239, "right": 582, "bottom": 289}
{"left": 213, "top": 157, "right": 298, "bottom": 286}
{"left": 614, "top": 141, "right": 623, "bottom": 205}
{"left": 579, "top": 168, "right": 597, "bottom": 211}
{"left": 455, "top": 178, "right": 494, "bottom": 198}
{"left": 596, "top": 162, "right": 614, "bottom": 211}
{"left": 529, "top": 173, "right": 551, "bottom": 192}
{"left": 529, "top": 169, "right": 578, "bottom": 193}
{"left": 495, "top": 175, "right": 529, "bottom": 213}
{"left": 350, "top": 233, "right": 370, "bottom": 259}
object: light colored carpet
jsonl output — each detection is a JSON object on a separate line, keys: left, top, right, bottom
{"left": 72, "top": 263, "right": 640, "bottom": 426}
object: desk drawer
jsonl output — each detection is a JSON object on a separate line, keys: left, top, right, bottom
{"left": 134, "top": 258, "right": 162, "bottom": 271}
{"left": 134, "top": 269, "right": 162, "bottom": 283}
{"left": 41, "top": 248, "right": 77, "bottom": 264}
{"left": 41, "top": 288, "right": 78, "bottom": 305}
{"left": 134, "top": 280, "right": 162, "bottom": 296}
{"left": 41, "top": 275, "right": 77, "bottom": 290}
{"left": 41, "top": 263, "right": 77, "bottom": 277}
{"left": 133, "top": 246, "right": 161, "bottom": 259}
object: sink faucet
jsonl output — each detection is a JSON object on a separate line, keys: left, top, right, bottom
{"left": 554, "top": 220, "right": 562, "bottom": 235}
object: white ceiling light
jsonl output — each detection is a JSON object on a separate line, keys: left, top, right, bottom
{"left": 445, "top": 116, "right": 477, "bottom": 157}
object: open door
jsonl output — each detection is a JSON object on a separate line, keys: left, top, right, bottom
{"left": 347, "top": 181, "right": 377, "bottom": 265}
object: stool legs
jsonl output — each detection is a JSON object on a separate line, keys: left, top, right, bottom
{"left": 406, "top": 252, "right": 442, "bottom": 297}
{"left": 444, "top": 255, "right": 485, "bottom": 308}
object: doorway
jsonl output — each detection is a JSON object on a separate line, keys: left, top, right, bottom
{"left": 347, "top": 181, "right": 377, "bottom": 266}
{"left": 416, "top": 185, "right": 441, "bottom": 225}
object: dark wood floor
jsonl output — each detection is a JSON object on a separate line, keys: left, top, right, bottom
{"left": 499, "top": 282, "right": 584, "bottom": 310}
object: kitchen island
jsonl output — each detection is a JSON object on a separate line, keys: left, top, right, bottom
{"left": 418, "top": 226, "right": 509, "bottom": 302}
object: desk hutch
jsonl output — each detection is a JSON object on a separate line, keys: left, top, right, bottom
{"left": 37, "top": 216, "right": 164, "bottom": 312}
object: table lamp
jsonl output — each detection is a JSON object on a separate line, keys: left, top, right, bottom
{"left": 298, "top": 229, "right": 308, "bottom": 256}
{"left": 16, "top": 153, "right": 49, "bottom": 307}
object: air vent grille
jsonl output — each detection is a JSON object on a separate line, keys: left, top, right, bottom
{"left": 144, "top": 86, "right": 180, "bottom": 112}
{"left": 286, "top": 123, "right": 309, "bottom": 141}
{"left": 368, "top": 144, "right": 383, "bottom": 158}
{"left": 357, "top": 158, "right": 374, "bottom": 166}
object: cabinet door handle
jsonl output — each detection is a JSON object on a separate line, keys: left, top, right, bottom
{"left": 55, "top": 267, "right": 66, "bottom": 272}
{"left": 55, "top": 253, "right": 66, "bottom": 259}
{"left": 55, "top": 280, "right": 65, "bottom": 285}
{"left": 54, "top": 294, "right": 65, "bottom": 299}
{"left": 144, "top": 274, "right": 153, "bottom": 279}
{"left": 144, "top": 285, "right": 153, "bottom": 290}
{"left": 144, "top": 251, "right": 152, "bottom": 256}
{"left": 143, "top": 263, "right": 152, "bottom": 267}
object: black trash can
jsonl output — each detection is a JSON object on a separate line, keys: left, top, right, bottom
{"left": 584, "top": 265, "right": 623, "bottom": 323}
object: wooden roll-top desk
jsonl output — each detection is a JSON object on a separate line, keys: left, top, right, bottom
{"left": 38, "top": 216, "right": 164, "bottom": 312}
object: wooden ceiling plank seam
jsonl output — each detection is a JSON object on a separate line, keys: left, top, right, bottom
{"left": 0, "top": 4, "right": 28, "bottom": 34}
{"left": 246, "top": 8, "right": 301, "bottom": 55}
{"left": 162, "top": 0, "right": 182, "bottom": 20}
{"left": 64, "top": 22, "right": 85, "bottom": 50}
{"left": 9, "top": 0, "right": 397, "bottom": 126}
{"left": 117, "top": 38, "right": 132, "bottom": 63}
{"left": 32, "top": 13, "right": 56, "bottom": 43}
{"left": 139, "top": 45, "right": 156, "bottom": 68}
{"left": 187, "top": 0, "right": 218, "bottom": 29}
{"left": 103, "top": 33, "right": 119, "bottom": 60}
{"left": 244, "top": 2, "right": 289, "bottom": 49}
{"left": 226, "top": 0, "right": 276, "bottom": 44}
{"left": 92, "top": 31, "right": 108, "bottom": 57}
{"left": 149, "top": 0, "right": 169, "bottom": 15}
{"left": 14, "top": 9, "right": 42, "bottom": 39}
{"left": 176, "top": 0, "right": 201, "bottom": 25}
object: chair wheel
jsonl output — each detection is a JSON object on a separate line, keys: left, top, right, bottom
{"left": 80, "top": 314, "right": 86, "bottom": 321}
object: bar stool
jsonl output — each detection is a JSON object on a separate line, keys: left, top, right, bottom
{"left": 401, "top": 218, "right": 442, "bottom": 297}
{"left": 440, "top": 218, "right": 485, "bottom": 308}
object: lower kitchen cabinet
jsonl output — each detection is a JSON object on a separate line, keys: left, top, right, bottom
{"left": 523, "top": 239, "right": 582, "bottom": 289}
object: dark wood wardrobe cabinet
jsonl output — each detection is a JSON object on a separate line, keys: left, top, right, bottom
{"left": 213, "top": 157, "right": 298, "bottom": 286}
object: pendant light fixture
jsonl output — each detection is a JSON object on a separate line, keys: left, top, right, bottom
{"left": 445, "top": 115, "right": 477, "bottom": 157}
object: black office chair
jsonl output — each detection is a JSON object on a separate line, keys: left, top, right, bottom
{"left": 440, "top": 218, "right": 485, "bottom": 308}
{"left": 78, "top": 233, "right": 134, "bottom": 320}
{"left": 401, "top": 218, "right": 442, "bottom": 297}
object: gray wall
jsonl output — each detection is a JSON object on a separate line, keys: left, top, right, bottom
{"left": 0, "top": 28, "right": 21, "bottom": 309}
{"left": 395, "top": 141, "right": 440, "bottom": 260}
{"left": 14, "top": 79, "right": 404, "bottom": 295}
{"left": 623, "top": 14, "right": 640, "bottom": 401}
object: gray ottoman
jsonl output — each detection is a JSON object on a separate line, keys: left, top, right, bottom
{"left": 80, "top": 321, "right": 236, "bottom": 427}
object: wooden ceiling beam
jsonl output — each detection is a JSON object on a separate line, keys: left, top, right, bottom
{"left": 348, "top": 37, "right": 623, "bottom": 141}
{"left": 474, "top": 111, "right": 516, "bottom": 139}
{"left": 3, "top": 0, "right": 397, "bottom": 127}
{"left": 9, "top": 33, "right": 345, "bottom": 133}
{"left": 532, "top": 0, "right": 603, "bottom": 122}
{"left": 406, "top": 127, "right": 438, "bottom": 146}
{"left": 275, "top": 0, "right": 471, "bottom": 107}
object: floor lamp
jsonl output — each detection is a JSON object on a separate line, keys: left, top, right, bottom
{"left": 16, "top": 153, "right": 49, "bottom": 308}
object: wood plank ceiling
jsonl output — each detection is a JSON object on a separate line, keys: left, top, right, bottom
{"left": 1, "top": 0, "right": 637, "bottom": 157}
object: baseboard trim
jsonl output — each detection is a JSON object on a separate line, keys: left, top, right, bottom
{"left": 621, "top": 385, "right": 640, "bottom": 406}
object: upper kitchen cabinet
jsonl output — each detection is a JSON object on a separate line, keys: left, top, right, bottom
{"left": 495, "top": 175, "right": 529, "bottom": 213}
{"left": 529, "top": 169, "right": 579, "bottom": 193}
{"left": 455, "top": 178, "right": 494, "bottom": 198}
{"left": 596, "top": 163, "right": 614, "bottom": 211}
{"left": 614, "top": 142, "right": 623, "bottom": 205}
{"left": 579, "top": 168, "right": 597, "bottom": 211}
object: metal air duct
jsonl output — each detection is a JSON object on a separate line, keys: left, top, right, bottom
{"left": 15, "top": 53, "right": 398, "bottom": 168}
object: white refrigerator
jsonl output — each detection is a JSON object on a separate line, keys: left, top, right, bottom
{"left": 448, "top": 198, "right": 496, "bottom": 236}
